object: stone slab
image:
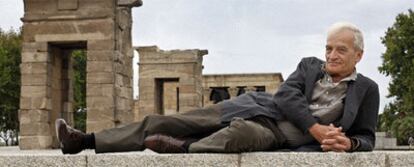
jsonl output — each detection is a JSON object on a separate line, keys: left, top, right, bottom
{"left": 386, "top": 151, "right": 414, "bottom": 167}
{"left": 241, "top": 152, "right": 387, "bottom": 167}
{"left": 88, "top": 152, "right": 239, "bottom": 167}
{"left": 0, "top": 147, "right": 87, "bottom": 167}
{"left": 2, "top": 147, "right": 414, "bottom": 167}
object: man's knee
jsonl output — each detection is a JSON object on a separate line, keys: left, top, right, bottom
{"left": 224, "top": 118, "right": 275, "bottom": 151}
{"left": 142, "top": 115, "right": 171, "bottom": 134}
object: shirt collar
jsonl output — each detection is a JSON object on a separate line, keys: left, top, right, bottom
{"left": 321, "top": 63, "right": 358, "bottom": 83}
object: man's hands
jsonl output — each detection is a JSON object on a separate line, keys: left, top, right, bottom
{"left": 308, "top": 123, "right": 351, "bottom": 152}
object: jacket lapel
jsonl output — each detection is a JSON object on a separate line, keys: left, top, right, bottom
{"left": 340, "top": 78, "right": 365, "bottom": 131}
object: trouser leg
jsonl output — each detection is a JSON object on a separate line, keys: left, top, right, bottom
{"left": 94, "top": 107, "right": 224, "bottom": 153}
{"left": 188, "top": 117, "right": 276, "bottom": 153}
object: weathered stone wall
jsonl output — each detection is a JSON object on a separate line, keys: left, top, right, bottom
{"left": 19, "top": 0, "right": 142, "bottom": 149}
{"left": 136, "top": 46, "right": 208, "bottom": 120}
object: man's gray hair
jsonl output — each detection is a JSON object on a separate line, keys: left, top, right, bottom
{"left": 327, "top": 22, "right": 364, "bottom": 51}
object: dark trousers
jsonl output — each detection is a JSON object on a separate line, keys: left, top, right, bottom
{"left": 94, "top": 106, "right": 278, "bottom": 153}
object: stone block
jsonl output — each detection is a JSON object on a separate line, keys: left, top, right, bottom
{"left": 88, "top": 40, "right": 115, "bottom": 51}
{"left": 123, "top": 75, "right": 132, "bottom": 85}
{"left": 115, "top": 73, "right": 124, "bottom": 86}
{"left": 21, "top": 42, "right": 48, "bottom": 53}
{"left": 20, "top": 62, "right": 48, "bottom": 74}
{"left": 115, "top": 63, "right": 129, "bottom": 75}
{"left": 240, "top": 152, "right": 386, "bottom": 167}
{"left": 86, "top": 120, "right": 115, "bottom": 133}
{"left": 34, "top": 33, "right": 110, "bottom": 42}
{"left": 0, "top": 154, "right": 86, "bottom": 167}
{"left": 23, "top": 22, "right": 78, "bottom": 41}
{"left": 87, "top": 51, "right": 115, "bottom": 61}
{"left": 77, "top": 19, "right": 114, "bottom": 36}
{"left": 21, "top": 85, "right": 49, "bottom": 98}
{"left": 19, "top": 136, "right": 53, "bottom": 150}
{"left": 21, "top": 52, "right": 49, "bottom": 63}
{"left": 116, "top": 110, "right": 134, "bottom": 125}
{"left": 115, "top": 97, "right": 128, "bottom": 110}
{"left": 87, "top": 84, "right": 114, "bottom": 97}
{"left": 62, "top": 102, "right": 73, "bottom": 113}
{"left": 21, "top": 74, "right": 49, "bottom": 86}
{"left": 87, "top": 96, "right": 115, "bottom": 109}
{"left": 81, "top": 0, "right": 116, "bottom": 11}
{"left": 20, "top": 122, "right": 51, "bottom": 136}
{"left": 138, "top": 79, "right": 155, "bottom": 87}
{"left": 58, "top": 0, "right": 78, "bottom": 10}
{"left": 87, "top": 72, "right": 114, "bottom": 84}
{"left": 179, "top": 85, "right": 196, "bottom": 93}
{"left": 116, "top": 86, "right": 132, "bottom": 99}
{"left": 19, "top": 109, "right": 50, "bottom": 124}
{"left": 88, "top": 153, "right": 239, "bottom": 167}
{"left": 387, "top": 152, "right": 414, "bottom": 167}
{"left": 19, "top": 97, "right": 31, "bottom": 109}
{"left": 87, "top": 61, "right": 114, "bottom": 72}
{"left": 23, "top": 0, "right": 57, "bottom": 14}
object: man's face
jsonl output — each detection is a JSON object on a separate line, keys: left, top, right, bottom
{"left": 325, "top": 29, "right": 363, "bottom": 79}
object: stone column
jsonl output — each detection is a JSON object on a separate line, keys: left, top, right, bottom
{"left": 245, "top": 86, "right": 256, "bottom": 93}
{"left": 228, "top": 87, "right": 239, "bottom": 99}
{"left": 19, "top": 42, "right": 53, "bottom": 149}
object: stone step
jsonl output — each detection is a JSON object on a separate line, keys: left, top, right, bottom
{"left": 1, "top": 147, "right": 414, "bottom": 167}
{"left": 376, "top": 132, "right": 387, "bottom": 137}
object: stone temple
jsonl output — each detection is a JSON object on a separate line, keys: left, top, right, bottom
{"left": 18, "top": 0, "right": 283, "bottom": 149}
{"left": 134, "top": 46, "right": 283, "bottom": 120}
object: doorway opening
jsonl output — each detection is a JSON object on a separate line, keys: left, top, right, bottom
{"left": 155, "top": 78, "right": 180, "bottom": 115}
{"left": 48, "top": 42, "right": 87, "bottom": 146}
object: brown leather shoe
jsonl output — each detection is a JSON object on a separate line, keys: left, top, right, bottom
{"left": 55, "top": 119, "right": 85, "bottom": 154}
{"left": 144, "top": 134, "right": 187, "bottom": 153}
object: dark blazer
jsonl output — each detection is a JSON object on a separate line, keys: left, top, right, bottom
{"left": 219, "top": 57, "right": 380, "bottom": 151}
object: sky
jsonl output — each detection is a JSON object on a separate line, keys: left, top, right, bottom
{"left": 1, "top": 0, "right": 413, "bottom": 113}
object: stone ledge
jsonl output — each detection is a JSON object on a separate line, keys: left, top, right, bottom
{"left": 1, "top": 147, "right": 414, "bottom": 167}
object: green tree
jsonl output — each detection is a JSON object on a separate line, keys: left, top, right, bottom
{"left": 0, "top": 28, "right": 21, "bottom": 145}
{"left": 378, "top": 9, "right": 414, "bottom": 145}
{"left": 72, "top": 50, "right": 87, "bottom": 132}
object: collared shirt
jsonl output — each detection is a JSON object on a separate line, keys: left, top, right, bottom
{"left": 310, "top": 68, "right": 357, "bottom": 124}
{"left": 277, "top": 66, "right": 357, "bottom": 147}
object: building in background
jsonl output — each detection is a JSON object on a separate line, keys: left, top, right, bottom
{"left": 134, "top": 46, "right": 283, "bottom": 120}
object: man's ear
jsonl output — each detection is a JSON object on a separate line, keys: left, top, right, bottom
{"left": 355, "top": 50, "right": 363, "bottom": 63}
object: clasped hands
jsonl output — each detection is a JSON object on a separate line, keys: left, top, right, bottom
{"left": 308, "top": 123, "right": 351, "bottom": 152}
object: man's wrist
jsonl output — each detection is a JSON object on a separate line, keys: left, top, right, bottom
{"left": 348, "top": 137, "right": 360, "bottom": 152}
{"left": 308, "top": 123, "right": 320, "bottom": 134}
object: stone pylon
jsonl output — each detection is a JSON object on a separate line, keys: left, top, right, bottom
{"left": 19, "top": 0, "right": 142, "bottom": 149}
{"left": 135, "top": 46, "right": 208, "bottom": 120}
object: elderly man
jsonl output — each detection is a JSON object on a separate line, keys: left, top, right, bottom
{"left": 56, "top": 22, "right": 379, "bottom": 154}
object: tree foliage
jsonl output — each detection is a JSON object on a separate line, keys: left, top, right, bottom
{"left": 0, "top": 28, "right": 21, "bottom": 145}
{"left": 378, "top": 9, "right": 414, "bottom": 145}
{"left": 72, "top": 50, "right": 87, "bottom": 132}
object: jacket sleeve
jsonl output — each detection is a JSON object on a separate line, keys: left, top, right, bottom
{"left": 347, "top": 82, "right": 380, "bottom": 151}
{"left": 273, "top": 58, "right": 318, "bottom": 132}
